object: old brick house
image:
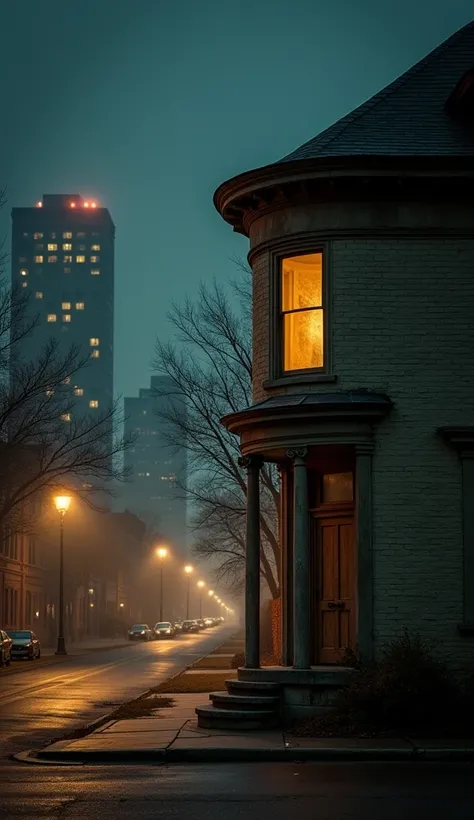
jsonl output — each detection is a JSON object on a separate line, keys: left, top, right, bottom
{"left": 196, "top": 21, "right": 474, "bottom": 728}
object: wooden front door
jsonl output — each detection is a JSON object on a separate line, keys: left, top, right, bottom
{"left": 314, "top": 514, "right": 356, "bottom": 664}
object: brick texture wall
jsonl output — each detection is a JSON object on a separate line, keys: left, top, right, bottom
{"left": 249, "top": 224, "right": 474, "bottom": 667}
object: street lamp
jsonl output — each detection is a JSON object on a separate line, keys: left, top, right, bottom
{"left": 156, "top": 546, "right": 168, "bottom": 622}
{"left": 53, "top": 494, "right": 71, "bottom": 655}
{"left": 197, "top": 580, "right": 205, "bottom": 619}
{"left": 184, "top": 565, "right": 193, "bottom": 619}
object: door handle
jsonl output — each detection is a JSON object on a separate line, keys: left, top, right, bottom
{"left": 327, "top": 601, "right": 345, "bottom": 610}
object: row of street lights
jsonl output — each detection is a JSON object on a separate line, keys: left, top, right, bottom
{"left": 51, "top": 495, "right": 234, "bottom": 659}
{"left": 156, "top": 546, "right": 233, "bottom": 622}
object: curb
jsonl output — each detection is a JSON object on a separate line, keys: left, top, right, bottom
{"left": 15, "top": 744, "right": 474, "bottom": 766}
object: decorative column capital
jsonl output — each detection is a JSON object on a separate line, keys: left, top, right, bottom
{"left": 238, "top": 454, "right": 263, "bottom": 470}
{"left": 286, "top": 447, "right": 308, "bottom": 463}
{"left": 355, "top": 441, "right": 375, "bottom": 456}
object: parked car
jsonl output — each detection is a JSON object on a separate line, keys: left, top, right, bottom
{"left": 173, "top": 621, "right": 183, "bottom": 632}
{"left": 7, "top": 629, "right": 41, "bottom": 660}
{"left": 203, "top": 617, "right": 214, "bottom": 628}
{"left": 181, "top": 620, "right": 199, "bottom": 633}
{"left": 0, "top": 630, "right": 12, "bottom": 667}
{"left": 128, "top": 624, "right": 153, "bottom": 641}
{"left": 153, "top": 621, "right": 175, "bottom": 639}
{"left": 196, "top": 619, "right": 205, "bottom": 630}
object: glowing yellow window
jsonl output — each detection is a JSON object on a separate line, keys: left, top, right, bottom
{"left": 47, "top": 243, "right": 57, "bottom": 251}
{"left": 281, "top": 252, "right": 324, "bottom": 372}
{"left": 90, "top": 255, "right": 99, "bottom": 263}
{"left": 47, "top": 314, "right": 57, "bottom": 322}
{"left": 48, "top": 255, "right": 57, "bottom": 263}
{"left": 33, "top": 232, "right": 43, "bottom": 240}
{"left": 20, "top": 268, "right": 28, "bottom": 277}
{"left": 75, "top": 302, "right": 84, "bottom": 310}
{"left": 74, "top": 387, "right": 84, "bottom": 396}
{"left": 90, "top": 269, "right": 100, "bottom": 276}
{"left": 61, "top": 413, "right": 71, "bottom": 422}
{"left": 89, "top": 337, "right": 99, "bottom": 346}
{"left": 35, "top": 255, "right": 43, "bottom": 263}
{"left": 62, "top": 302, "right": 71, "bottom": 310}
{"left": 62, "top": 243, "right": 72, "bottom": 251}
{"left": 63, "top": 232, "right": 72, "bottom": 239}
{"left": 62, "top": 314, "right": 71, "bottom": 323}
{"left": 91, "top": 350, "right": 99, "bottom": 359}
{"left": 89, "top": 400, "right": 99, "bottom": 408}
{"left": 64, "top": 255, "right": 72, "bottom": 263}
{"left": 76, "top": 255, "right": 85, "bottom": 263}
{"left": 91, "top": 244, "right": 100, "bottom": 251}
{"left": 35, "top": 291, "right": 43, "bottom": 299}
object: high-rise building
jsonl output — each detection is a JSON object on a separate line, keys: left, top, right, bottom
{"left": 123, "top": 376, "right": 187, "bottom": 557}
{"left": 11, "top": 193, "right": 114, "bottom": 421}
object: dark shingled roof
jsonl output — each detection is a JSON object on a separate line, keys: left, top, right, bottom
{"left": 279, "top": 21, "right": 474, "bottom": 163}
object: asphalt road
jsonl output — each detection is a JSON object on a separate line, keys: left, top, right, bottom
{"left": 0, "top": 625, "right": 235, "bottom": 759}
{"left": 1, "top": 760, "right": 473, "bottom": 819}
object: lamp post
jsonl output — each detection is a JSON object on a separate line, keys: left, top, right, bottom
{"left": 184, "top": 565, "right": 193, "bottom": 619}
{"left": 53, "top": 495, "right": 72, "bottom": 655}
{"left": 197, "top": 580, "right": 205, "bottom": 619}
{"left": 156, "top": 546, "right": 168, "bottom": 622}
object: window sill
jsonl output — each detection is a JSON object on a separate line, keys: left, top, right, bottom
{"left": 263, "top": 374, "right": 338, "bottom": 389}
{"left": 457, "top": 623, "right": 474, "bottom": 637}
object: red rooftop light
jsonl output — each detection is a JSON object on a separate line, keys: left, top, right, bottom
{"left": 70, "top": 201, "right": 76, "bottom": 208}
{"left": 84, "top": 201, "right": 90, "bottom": 208}
{"left": 90, "top": 202, "right": 97, "bottom": 208}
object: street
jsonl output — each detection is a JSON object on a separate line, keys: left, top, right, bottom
{"left": 0, "top": 760, "right": 473, "bottom": 819}
{"left": 0, "top": 625, "right": 235, "bottom": 759}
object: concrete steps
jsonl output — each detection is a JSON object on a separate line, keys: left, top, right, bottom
{"left": 196, "top": 676, "right": 281, "bottom": 730}
{"left": 195, "top": 704, "right": 279, "bottom": 730}
{"left": 209, "top": 691, "right": 280, "bottom": 710}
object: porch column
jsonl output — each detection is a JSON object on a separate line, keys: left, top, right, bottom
{"left": 239, "top": 455, "right": 263, "bottom": 668}
{"left": 279, "top": 464, "right": 293, "bottom": 666}
{"left": 287, "top": 447, "right": 311, "bottom": 669}
{"left": 355, "top": 443, "right": 374, "bottom": 661}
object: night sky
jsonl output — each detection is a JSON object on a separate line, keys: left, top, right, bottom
{"left": 1, "top": 0, "right": 472, "bottom": 400}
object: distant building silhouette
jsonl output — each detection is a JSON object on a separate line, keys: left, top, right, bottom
{"left": 123, "top": 376, "right": 187, "bottom": 558}
{"left": 11, "top": 193, "right": 115, "bottom": 443}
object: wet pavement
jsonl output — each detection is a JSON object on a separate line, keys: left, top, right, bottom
{"left": 1, "top": 759, "right": 473, "bottom": 819}
{"left": 0, "top": 625, "right": 235, "bottom": 759}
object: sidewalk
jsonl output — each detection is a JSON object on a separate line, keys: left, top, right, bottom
{"left": 29, "top": 693, "right": 474, "bottom": 764}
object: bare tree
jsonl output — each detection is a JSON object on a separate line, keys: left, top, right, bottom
{"left": 153, "top": 272, "right": 280, "bottom": 598}
{"left": 0, "top": 244, "right": 131, "bottom": 532}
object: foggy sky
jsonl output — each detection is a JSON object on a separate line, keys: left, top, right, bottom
{"left": 1, "top": 0, "right": 472, "bottom": 400}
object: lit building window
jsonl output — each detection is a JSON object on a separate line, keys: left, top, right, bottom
{"left": 62, "top": 302, "right": 71, "bottom": 310}
{"left": 63, "top": 376, "right": 71, "bottom": 384}
{"left": 47, "top": 314, "right": 57, "bottom": 322}
{"left": 90, "top": 269, "right": 100, "bottom": 276}
{"left": 90, "top": 255, "right": 99, "bottom": 263}
{"left": 91, "top": 350, "right": 100, "bottom": 359}
{"left": 63, "top": 255, "right": 72, "bottom": 263}
{"left": 64, "top": 267, "right": 71, "bottom": 274}
{"left": 35, "top": 291, "right": 43, "bottom": 299}
{"left": 75, "top": 302, "right": 85, "bottom": 310}
{"left": 48, "top": 255, "right": 57, "bottom": 263}
{"left": 89, "top": 337, "right": 99, "bottom": 346}
{"left": 89, "top": 400, "right": 99, "bottom": 408}
{"left": 62, "top": 243, "right": 72, "bottom": 251}
{"left": 91, "top": 244, "right": 101, "bottom": 251}
{"left": 63, "top": 232, "right": 72, "bottom": 239}
{"left": 34, "top": 255, "right": 43, "bottom": 263}
{"left": 47, "top": 243, "right": 58, "bottom": 251}
{"left": 76, "top": 255, "right": 85, "bottom": 263}
{"left": 33, "top": 232, "right": 43, "bottom": 240}
{"left": 62, "top": 314, "right": 71, "bottom": 322}
{"left": 281, "top": 252, "right": 324, "bottom": 372}
{"left": 46, "top": 389, "right": 54, "bottom": 397}
{"left": 74, "top": 387, "right": 84, "bottom": 396}
{"left": 20, "top": 269, "right": 28, "bottom": 276}
{"left": 61, "top": 413, "right": 71, "bottom": 422}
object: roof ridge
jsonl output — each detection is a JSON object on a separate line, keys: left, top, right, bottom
{"left": 282, "top": 20, "right": 474, "bottom": 160}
